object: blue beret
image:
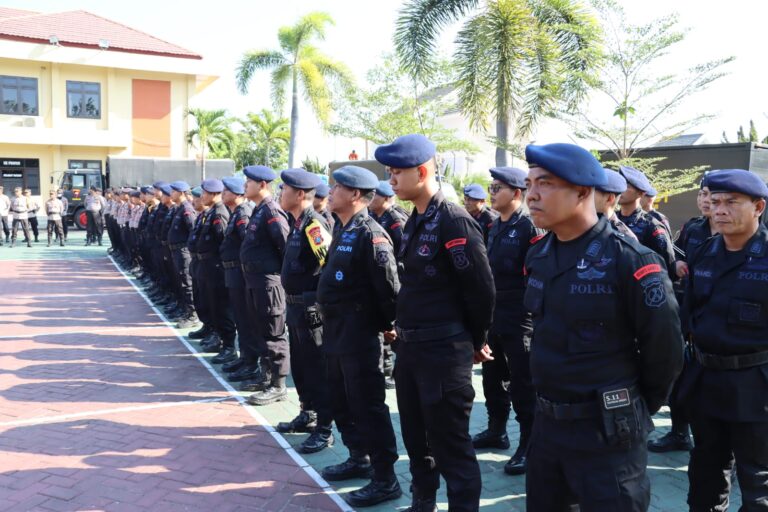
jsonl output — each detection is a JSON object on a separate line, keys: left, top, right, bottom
{"left": 153, "top": 180, "right": 168, "bottom": 189}
{"left": 706, "top": 169, "right": 768, "bottom": 199}
{"left": 375, "top": 180, "right": 395, "bottom": 197}
{"left": 170, "top": 181, "right": 190, "bottom": 192}
{"left": 281, "top": 168, "right": 322, "bottom": 190}
{"left": 243, "top": 165, "right": 276, "bottom": 183}
{"left": 191, "top": 186, "right": 202, "bottom": 198}
{"left": 332, "top": 165, "right": 379, "bottom": 190}
{"left": 596, "top": 169, "right": 628, "bottom": 194}
{"left": 374, "top": 134, "right": 436, "bottom": 168}
{"left": 201, "top": 178, "right": 224, "bottom": 194}
{"left": 158, "top": 183, "right": 173, "bottom": 196}
{"left": 525, "top": 143, "right": 606, "bottom": 187}
{"left": 222, "top": 176, "right": 245, "bottom": 195}
{"left": 140, "top": 186, "right": 154, "bottom": 194}
{"left": 315, "top": 182, "right": 330, "bottom": 198}
{"left": 490, "top": 167, "right": 527, "bottom": 190}
{"left": 646, "top": 186, "right": 658, "bottom": 197}
{"left": 129, "top": 190, "right": 141, "bottom": 198}
{"left": 618, "top": 166, "right": 652, "bottom": 194}
{"left": 463, "top": 184, "right": 487, "bottom": 200}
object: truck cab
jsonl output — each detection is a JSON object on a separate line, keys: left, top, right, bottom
{"left": 59, "top": 169, "right": 104, "bottom": 229}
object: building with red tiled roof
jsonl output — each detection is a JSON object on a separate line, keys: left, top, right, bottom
{"left": 0, "top": 7, "right": 218, "bottom": 199}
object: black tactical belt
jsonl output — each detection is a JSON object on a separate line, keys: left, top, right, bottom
{"left": 241, "top": 261, "right": 262, "bottom": 273}
{"left": 319, "top": 302, "right": 364, "bottom": 316}
{"left": 169, "top": 243, "right": 187, "bottom": 251}
{"left": 536, "top": 395, "right": 600, "bottom": 420}
{"left": 395, "top": 322, "right": 465, "bottom": 343}
{"left": 693, "top": 346, "right": 768, "bottom": 370}
{"left": 286, "top": 294, "right": 304, "bottom": 305}
{"left": 222, "top": 261, "right": 239, "bottom": 269}
{"left": 194, "top": 252, "right": 216, "bottom": 261}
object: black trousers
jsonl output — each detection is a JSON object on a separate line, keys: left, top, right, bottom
{"left": 526, "top": 409, "right": 651, "bottom": 511}
{"left": 199, "top": 265, "right": 236, "bottom": 346}
{"left": 394, "top": 336, "right": 481, "bottom": 511}
{"left": 286, "top": 303, "right": 331, "bottom": 426}
{"left": 28, "top": 215, "right": 38, "bottom": 240}
{"left": 688, "top": 414, "right": 768, "bottom": 511}
{"left": 228, "top": 286, "right": 255, "bottom": 358}
{"left": 171, "top": 248, "right": 194, "bottom": 310}
{"left": 481, "top": 331, "right": 535, "bottom": 433}
{"left": 327, "top": 347, "right": 398, "bottom": 480}
{"left": 1, "top": 216, "right": 9, "bottom": 239}
{"left": 47, "top": 219, "right": 64, "bottom": 243}
{"left": 247, "top": 275, "right": 289, "bottom": 377}
{"left": 86, "top": 211, "right": 99, "bottom": 241}
{"left": 191, "top": 259, "right": 211, "bottom": 328}
{"left": 152, "top": 246, "right": 170, "bottom": 291}
{"left": 11, "top": 218, "right": 31, "bottom": 242}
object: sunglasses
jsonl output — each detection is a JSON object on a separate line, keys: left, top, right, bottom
{"left": 488, "top": 184, "right": 509, "bottom": 194}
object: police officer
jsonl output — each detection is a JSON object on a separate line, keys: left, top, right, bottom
{"left": 595, "top": 169, "right": 638, "bottom": 240}
{"left": 0, "top": 185, "right": 10, "bottom": 245}
{"left": 159, "top": 185, "right": 183, "bottom": 319}
{"left": 471, "top": 167, "right": 543, "bottom": 477}
{"left": 681, "top": 169, "right": 768, "bottom": 511}
{"left": 187, "top": 187, "right": 215, "bottom": 342}
{"left": 641, "top": 186, "right": 672, "bottom": 234}
{"left": 369, "top": 180, "right": 408, "bottom": 257}
{"left": 195, "top": 179, "right": 237, "bottom": 355}
{"left": 313, "top": 182, "right": 335, "bottom": 229}
{"left": 135, "top": 186, "right": 155, "bottom": 283}
{"left": 215, "top": 176, "right": 253, "bottom": 367}
{"left": 45, "top": 190, "right": 65, "bottom": 247}
{"left": 316, "top": 166, "right": 401, "bottom": 507}
{"left": 85, "top": 186, "right": 105, "bottom": 245}
{"left": 522, "top": 143, "right": 683, "bottom": 510}
{"left": 168, "top": 181, "right": 199, "bottom": 329}
{"left": 23, "top": 189, "right": 40, "bottom": 243}
{"left": 463, "top": 183, "right": 498, "bottom": 243}
{"left": 128, "top": 191, "right": 145, "bottom": 273}
{"left": 278, "top": 168, "right": 335, "bottom": 454}
{"left": 58, "top": 189, "right": 69, "bottom": 243}
{"left": 9, "top": 186, "right": 32, "bottom": 248}
{"left": 376, "top": 134, "right": 495, "bottom": 512}
{"left": 617, "top": 166, "right": 676, "bottom": 273}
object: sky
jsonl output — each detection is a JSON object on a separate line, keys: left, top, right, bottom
{"left": 4, "top": 0, "right": 768, "bottom": 164}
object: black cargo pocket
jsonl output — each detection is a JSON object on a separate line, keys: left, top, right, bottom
{"left": 727, "top": 298, "right": 767, "bottom": 328}
{"left": 265, "top": 285, "right": 285, "bottom": 316}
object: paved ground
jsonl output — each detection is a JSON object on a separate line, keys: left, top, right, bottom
{"left": 0, "top": 231, "right": 741, "bottom": 511}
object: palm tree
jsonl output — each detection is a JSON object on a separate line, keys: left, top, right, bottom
{"left": 185, "top": 108, "right": 234, "bottom": 180}
{"left": 395, "top": 0, "right": 602, "bottom": 166}
{"left": 241, "top": 109, "right": 290, "bottom": 167}
{"left": 236, "top": 12, "right": 353, "bottom": 168}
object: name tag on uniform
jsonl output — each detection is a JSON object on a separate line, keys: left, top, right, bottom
{"left": 602, "top": 388, "right": 630, "bottom": 410}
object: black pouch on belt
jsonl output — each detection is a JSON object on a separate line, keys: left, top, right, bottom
{"left": 598, "top": 386, "right": 642, "bottom": 449}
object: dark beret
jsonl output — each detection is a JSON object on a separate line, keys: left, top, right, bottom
{"left": 596, "top": 169, "right": 628, "bottom": 195}
{"left": 525, "top": 143, "right": 606, "bottom": 187}
{"left": 243, "top": 165, "right": 276, "bottom": 183}
{"left": 222, "top": 176, "right": 245, "bottom": 195}
{"left": 375, "top": 180, "right": 395, "bottom": 197}
{"left": 281, "top": 168, "right": 322, "bottom": 190}
{"left": 170, "top": 181, "right": 190, "bottom": 192}
{"left": 332, "top": 165, "right": 379, "bottom": 190}
{"left": 129, "top": 191, "right": 141, "bottom": 198}
{"left": 191, "top": 186, "right": 203, "bottom": 198}
{"left": 374, "top": 134, "right": 436, "bottom": 169}
{"left": 618, "top": 166, "right": 652, "bottom": 194}
{"left": 646, "top": 186, "right": 658, "bottom": 197}
{"left": 315, "top": 183, "right": 330, "bottom": 198}
{"left": 706, "top": 169, "right": 768, "bottom": 199}
{"left": 201, "top": 179, "right": 224, "bottom": 194}
{"left": 158, "top": 183, "right": 173, "bottom": 196}
{"left": 489, "top": 167, "right": 528, "bottom": 190}
{"left": 153, "top": 181, "right": 168, "bottom": 189}
{"left": 463, "top": 184, "right": 487, "bottom": 200}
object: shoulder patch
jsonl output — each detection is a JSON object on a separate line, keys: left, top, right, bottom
{"left": 633, "top": 263, "right": 662, "bottom": 281}
{"left": 652, "top": 228, "right": 666, "bottom": 237}
{"left": 372, "top": 237, "right": 389, "bottom": 245}
{"left": 267, "top": 217, "right": 279, "bottom": 224}
{"left": 529, "top": 234, "right": 545, "bottom": 245}
{"left": 445, "top": 238, "right": 467, "bottom": 249}
{"left": 390, "top": 222, "right": 401, "bottom": 230}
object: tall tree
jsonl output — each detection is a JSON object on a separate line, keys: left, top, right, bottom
{"left": 236, "top": 12, "right": 353, "bottom": 167}
{"left": 185, "top": 108, "right": 234, "bottom": 180}
{"left": 241, "top": 109, "right": 291, "bottom": 167}
{"left": 395, "top": 0, "right": 602, "bottom": 166}
{"left": 568, "top": 0, "right": 734, "bottom": 159}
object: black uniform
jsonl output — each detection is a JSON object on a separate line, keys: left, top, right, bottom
{"left": 194, "top": 202, "right": 236, "bottom": 346}
{"left": 605, "top": 213, "right": 638, "bottom": 240}
{"left": 281, "top": 206, "right": 333, "bottom": 429}
{"left": 480, "top": 208, "right": 542, "bottom": 451}
{"left": 240, "top": 196, "right": 290, "bottom": 377}
{"left": 371, "top": 206, "right": 408, "bottom": 257}
{"left": 168, "top": 200, "right": 197, "bottom": 315}
{"left": 188, "top": 210, "right": 211, "bottom": 329}
{"left": 681, "top": 226, "right": 768, "bottom": 511}
{"left": 395, "top": 191, "right": 494, "bottom": 510}
{"left": 151, "top": 203, "right": 171, "bottom": 295}
{"left": 137, "top": 203, "right": 153, "bottom": 278}
{"left": 648, "top": 208, "right": 672, "bottom": 235}
{"left": 470, "top": 206, "right": 499, "bottom": 243}
{"left": 617, "top": 208, "right": 676, "bottom": 275}
{"left": 160, "top": 204, "right": 179, "bottom": 299}
{"left": 523, "top": 216, "right": 683, "bottom": 510}
{"left": 317, "top": 209, "right": 400, "bottom": 480}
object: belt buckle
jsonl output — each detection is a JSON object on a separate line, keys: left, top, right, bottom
{"left": 602, "top": 388, "right": 631, "bottom": 410}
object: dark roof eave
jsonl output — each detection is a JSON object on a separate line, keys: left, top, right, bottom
{"left": 0, "top": 34, "right": 202, "bottom": 60}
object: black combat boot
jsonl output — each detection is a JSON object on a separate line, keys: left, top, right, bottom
{"left": 246, "top": 377, "right": 287, "bottom": 406}
{"left": 211, "top": 347, "right": 237, "bottom": 365}
{"left": 222, "top": 357, "right": 245, "bottom": 373}
{"left": 648, "top": 430, "right": 693, "bottom": 452}
{"left": 346, "top": 476, "right": 402, "bottom": 508}
{"left": 321, "top": 452, "right": 373, "bottom": 481}
{"left": 276, "top": 409, "right": 317, "bottom": 433}
{"left": 297, "top": 425, "right": 334, "bottom": 454}
{"left": 226, "top": 363, "right": 261, "bottom": 382}
{"left": 472, "top": 418, "right": 510, "bottom": 450}
{"left": 188, "top": 325, "right": 212, "bottom": 340}
{"left": 504, "top": 426, "right": 531, "bottom": 475}
{"left": 404, "top": 489, "right": 437, "bottom": 512}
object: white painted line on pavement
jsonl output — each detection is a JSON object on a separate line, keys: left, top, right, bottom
{"left": 0, "top": 324, "right": 164, "bottom": 340}
{"left": 0, "top": 396, "right": 234, "bottom": 428}
{"left": 107, "top": 255, "right": 353, "bottom": 512}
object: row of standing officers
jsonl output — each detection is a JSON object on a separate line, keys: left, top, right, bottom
{"left": 105, "top": 134, "right": 766, "bottom": 512}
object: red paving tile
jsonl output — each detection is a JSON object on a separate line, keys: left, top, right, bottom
{"left": 0, "top": 258, "right": 343, "bottom": 511}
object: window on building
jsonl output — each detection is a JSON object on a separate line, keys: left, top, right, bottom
{"left": 67, "top": 81, "right": 101, "bottom": 119}
{"left": 0, "top": 76, "right": 39, "bottom": 115}
{"left": 68, "top": 160, "right": 102, "bottom": 171}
